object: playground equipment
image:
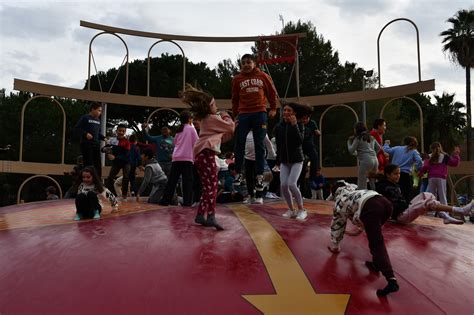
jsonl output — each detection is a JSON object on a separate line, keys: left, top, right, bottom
{"left": 3, "top": 19, "right": 473, "bottom": 203}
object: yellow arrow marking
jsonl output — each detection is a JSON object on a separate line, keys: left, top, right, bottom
{"left": 230, "top": 204, "right": 350, "bottom": 315}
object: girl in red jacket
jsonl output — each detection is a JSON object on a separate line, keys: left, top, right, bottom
{"left": 182, "top": 84, "right": 234, "bottom": 230}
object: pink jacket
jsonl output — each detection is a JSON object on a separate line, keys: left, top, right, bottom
{"left": 419, "top": 153, "right": 460, "bottom": 179}
{"left": 172, "top": 124, "right": 199, "bottom": 162}
{"left": 193, "top": 114, "right": 234, "bottom": 156}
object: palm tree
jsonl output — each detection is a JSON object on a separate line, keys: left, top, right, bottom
{"left": 440, "top": 9, "right": 474, "bottom": 160}
{"left": 429, "top": 93, "right": 467, "bottom": 151}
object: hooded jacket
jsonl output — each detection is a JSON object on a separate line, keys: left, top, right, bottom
{"left": 231, "top": 67, "right": 277, "bottom": 116}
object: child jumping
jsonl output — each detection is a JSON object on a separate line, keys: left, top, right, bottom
{"left": 274, "top": 102, "right": 311, "bottom": 221}
{"left": 231, "top": 53, "right": 277, "bottom": 193}
{"left": 74, "top": 166, "right": 118, "bottom": 220}
{"left": 182, "top": 84, "right": 234, "bottom": 230}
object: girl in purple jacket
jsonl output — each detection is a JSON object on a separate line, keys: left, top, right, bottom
{"left": 419, "top": 142, "right": 462, "bottom": 224}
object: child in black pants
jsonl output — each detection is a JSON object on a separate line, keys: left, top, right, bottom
{"left": 75, "top": 166, "right": 118, "bottom": 220}
{"left": 328, "top": 181, "right": 399, "bottom": 297}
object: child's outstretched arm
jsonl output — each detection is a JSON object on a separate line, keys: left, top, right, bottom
{"left": 100, "top": 188, "right": 119, "bottom": 210}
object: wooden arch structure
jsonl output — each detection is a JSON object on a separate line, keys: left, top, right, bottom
{"left": 318, "top": 104, "right": 359, "bottom": 175}
{"left": 4, "top": 19, "right": 473, "bottom": 200}
{"left": 17, "top": 175, "right": 63, "bottom": 204}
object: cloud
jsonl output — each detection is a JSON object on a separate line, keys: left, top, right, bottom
{"left": 327, "top": 0, "right": 394, "bottom": 17}
{"left": 37, "top": 72, "right": 65, "bottom": 85}
{"left": 0, "top": 4, "right": 72, "bottom": 40}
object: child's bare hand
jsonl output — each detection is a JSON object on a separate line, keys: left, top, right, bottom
{"left": 289, "top": 114, "right": 297, "bottom": 125}
{"left": 86, "top": 133, "right": 93, "bottom": 140}
{"left": 268, "top": 109, "right": 277, "bottom": 118}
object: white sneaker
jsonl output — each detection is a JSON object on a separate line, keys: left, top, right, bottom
{"left": 243, "top": 197, "right": 255, "bottom": 204}
{"left": 453, "top": 201, "right": 473, "bottom": 216}
{"left": 265, "top": 192, "right": 279, "bottom": 199}
{"left": 296, "top": 209, "right": 308, "bottom": 221}
{"left": 440, "top": 212, "right": 464, "bottom": 225}
{"left": 282, "top": 209, "right": 296, "bottom": 218}
{"left": 253, "top": 198, "right": 263, "bottom": 204}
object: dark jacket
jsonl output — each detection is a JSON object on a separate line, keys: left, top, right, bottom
{"left": 74, "top": 114, "right": 105, "bottom": 144}
{"left": 375, "top": 179, "right": 408, "bottom": 219}
{"left": 275, "top": 121, "right": 304, "bottom": 164}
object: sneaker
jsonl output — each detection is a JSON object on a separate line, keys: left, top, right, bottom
{"left": 440, "top": 213, "right": 463, "bottom": 225}
{"left": 205, "top": 213, "right": 224, "bottom": 231}
{"left": 73, "top": 214, "right": 81, "bottom": 221}
{"left": 296, "top": 209, "right": 308, "bottom": 221}
{"left": 453, "top": 200, "right": 474, "bottom": 216}
{"left": 255, "top": 175, "right": 264, "bottom": 191}
{"left": 265, "top": 192, "right": 279, "bottom": 199}
{"left": 243, "top": 197, "right": 255, "bottom": 204}
{"left": 282, "top": 209, "right": 296, "bottom": 218}
{"left": 194, "top": 214, "right": 206, "bottom": 225}
{"left": 93, "top": 210, "right": 101, "bottom": 220}
{"left": 233, "top": 173, "right": 243, "bottom": 186}
{"left": 253, "top": 198, "right": 263, "bottom": 204}
{"left": 270, "top": 192, "right": 280, "bottom": 199}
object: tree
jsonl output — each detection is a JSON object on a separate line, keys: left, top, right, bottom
{"left": 440, "top": 9, "right": 474, "bottom": 160}
{"left": 428, "top": 93, "right": 467, "bottom": 151}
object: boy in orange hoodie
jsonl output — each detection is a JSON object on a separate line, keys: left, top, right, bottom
{"left": 232, "top": 54, "right": 278, "bottom": 192}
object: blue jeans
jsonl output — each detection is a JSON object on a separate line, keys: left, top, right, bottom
{"left": 234, "top": 112, "right": 267, "bottom": 175}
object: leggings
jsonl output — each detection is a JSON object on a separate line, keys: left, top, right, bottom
{"left": 195, "top": 149, "right": 218, "bottom": 215}
{"left": 280, "top": 162, "right": 303, "bottom": 210}
{"left": 427, "top": 177, "right": 449, "bottom": 218}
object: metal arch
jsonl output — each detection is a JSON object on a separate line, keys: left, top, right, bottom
{"left": 147, "top": 40, "right": 186, "bottom": 97}
{"left": 17, "top": 175, "right": 63, "bottom": 204}
{"left": 145, "top": 108, "right": 181, "bottom": 135}
{"left": 318, "top": 104, "right": 359, "bottom": 168}
{"left": 451, "top": 175, "right": 474, "bottom": 205}
{"left": 87, "top": 31, "right": 130, "bottom": 95}
{"left": 19, "top": 95, "right": 67, "bottom": 164}
{"left": 380, "top": 96, "right": 424, "bottom": 153}
{"left": 377, "top": 18, "right": 421, "bottom": 88}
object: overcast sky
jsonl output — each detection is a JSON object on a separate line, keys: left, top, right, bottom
{"left": 1, "top": 0, "right": 472, "bottom": 126}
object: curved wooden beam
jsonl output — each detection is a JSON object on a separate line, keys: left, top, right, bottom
{"left": 14, "top": 78, "right": 435, "bottom": 109}
{"left": 80, "top": 20, "right": 307, "bottom": 42}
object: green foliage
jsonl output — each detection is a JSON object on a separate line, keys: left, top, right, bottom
{"left": 440, "top": 9, "right": 473, "bottom": 161}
